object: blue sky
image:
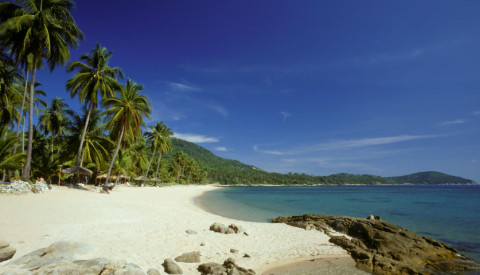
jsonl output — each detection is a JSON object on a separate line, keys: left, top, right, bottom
{"left": 36, "top": 1, "right": 480, "bottom": 182}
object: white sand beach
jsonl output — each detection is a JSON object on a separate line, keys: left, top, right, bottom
{"left": 0, "top": 185, "right": 353, "bottom": 274}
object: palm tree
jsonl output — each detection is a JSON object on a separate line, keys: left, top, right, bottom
{"left": 103, "top": 79, "right": 151, "bottom": 187}
{"left": 65, "top": 107, "right": 113, "bottom": 169}
{"left": 38, "top": 97, "right": 73, "bottom": 158}
{"left": 173, "top": 151, "right": 188, "bottom": 183}
{"left": 0, "top": 54, "right": 21, "bottom": 127}
{"left": 0, "top": 0, "right": 83, "bottom": 180}
{"left": 126, "top": 136, "right": 148, "bottom": 177}
{"left": 66, "top": 43, "right": 123, "bottom": 167}
{"left": 144, "top": 121, "right": 173, "bottom": 178}
{"left": 0, "top": 125, "right": 25, "bottom": 179}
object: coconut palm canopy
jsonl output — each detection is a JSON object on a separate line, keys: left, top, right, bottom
{"left": 61, "top": 166, "right": 93, "bottom": 176}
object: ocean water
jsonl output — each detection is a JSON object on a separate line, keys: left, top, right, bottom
{"left": 196, "top": 185, "right": 480, "bottom": 260}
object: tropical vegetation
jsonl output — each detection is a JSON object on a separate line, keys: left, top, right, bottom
{"left": 0, "top": 0, "right": 207, "bottom": 185}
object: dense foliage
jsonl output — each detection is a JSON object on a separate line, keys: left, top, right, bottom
{"left": 0, "top": 1, "right": 206, "bottom": 185}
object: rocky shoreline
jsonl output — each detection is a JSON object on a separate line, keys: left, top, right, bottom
{"left": 273, "top": 214, "right": 480, "bottom": 275}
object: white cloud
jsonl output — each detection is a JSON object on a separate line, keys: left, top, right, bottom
{"left": 280, "top": 111, "right": 291, "bottom": 120}
{"left": 473, "top": 111, "right": 480, "bottom": 116}
{"left": 208, "top": 104, "right": 229, "bottom": 118}
{"left": 253, "top": 145, "right": 285, "bottom": 155}
{"left": 253, "top": 135, "right": 440, "bottom": 156}
{"left": 214, "top": 147, "right": 227, "bottom": 152}
{"left": 168, "top": 82, "right": 201, "bottom": 92}
{"left": 439, "top": 119, "right": 466, "bottom": 126}
{"left": 315, "top": 135, "right": 439, "bottom": 151}
{"left": 174, "top": 133, "right": 219, "bottom": 143}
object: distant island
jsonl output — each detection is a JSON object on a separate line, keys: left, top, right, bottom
{"left": 166, "top": 139, "right": 477, "bottom": 186}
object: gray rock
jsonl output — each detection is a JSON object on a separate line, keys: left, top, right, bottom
{"left": 198, "top": 258, "right": 255, "bottom": 275}
{"left": 0, "top": 241, "right": 16, "bottom": 262}
{"left": 210, "top": 223, "right": 246, "bottom": 235}
{"left": 209, "top": 222, "right": 229, "bottom": 234}
{"left": 174, "top": 251, "right": 201, "bottom": 263}
{"left": 229, "top": 224, "right": 244, "bottom": 234}
{"left": 1, "top": 180, "right": 32, "bottom": 194}
{"left": 162, "top": 258, "right": 183, "bottom": 274}
{"left": 185, "top": 230, "right": 197, "bottom": 235}
{"left": 147, "top": 268, "right": 162, "bottom": 275}
{"left": 115, "top": 263, "right": 145, "bottom": 275}
{"left": 74, "top": 257, "right": 127, "bottom": 274}
{"left": 31, "top": 260, "right": 83, "bottom": 275}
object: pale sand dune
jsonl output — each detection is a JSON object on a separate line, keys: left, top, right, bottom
{"left": 0, "top": 185, "right": 350, "bottom": 274}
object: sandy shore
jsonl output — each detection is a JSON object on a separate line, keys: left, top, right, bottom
{"left": 0, "top": 185, "right": 352, "bottom": 274}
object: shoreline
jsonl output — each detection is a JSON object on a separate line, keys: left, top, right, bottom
{"left": 0, "top": 184, "right": 354, "bottom": 274}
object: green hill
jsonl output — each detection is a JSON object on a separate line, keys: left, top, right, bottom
{"left": 389, "top": 171, "right": 475, "bottom": 185}
{"left": 166, "top": 139, "right": 477, "bottom": 185}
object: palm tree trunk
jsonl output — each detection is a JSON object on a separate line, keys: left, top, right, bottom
{"left": 8, "top": 69, "right": 29, "bottom": 180}
{"left": 50, "top": 135, "right": 54, "bottom": 162}
{"left": 105, "top": 126, "right": 125, "bottom": 187}
{"left": 154, "top": 152, "right": 162, "bottom": 178}
{"left": 14, "top": 69, "right": 28, "bottom": 141}
{"left": 22, "top": 64, "right": 37, "bottom": 180}
{"left": 144, "top": 147, "right": 156, "bottom": 177}
{"left": 76, "top": 102, "right": 93, "bottom": 166}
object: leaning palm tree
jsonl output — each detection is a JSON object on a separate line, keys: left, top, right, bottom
{"left": 65, "top": 107, "right": 113, "bottom": 169}
{"left": 66, "top": 43, "right": 123, "bottom": 167}
{"left": 0, "top": 0, "right": 84, "bottom": 179}
{"left": 38, "top": 97, "right": 73, "bottom": 158}
{"left": 103, "top": 79, "right": 151, "bottom": 188}
{"left": 144, "top": 121, "right": 173, "bottom": 178}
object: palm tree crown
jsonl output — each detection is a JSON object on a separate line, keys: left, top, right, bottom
{"left": 103, "top": 79, "right": 151, "bottom": 186}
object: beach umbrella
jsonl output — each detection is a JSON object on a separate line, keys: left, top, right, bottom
{"left": 96, "top": 174, "right": 108, "bottom": 179}
{"left": 150, "top": 177, "right": 162, "bottom": 182}
{"left": 61, "top": 166, "right": 93, "bottom": 176}
{"left": 134, "top": 176, "right": 149, "bottom": 181}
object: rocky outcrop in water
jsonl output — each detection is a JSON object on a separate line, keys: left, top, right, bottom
{"left": 273, "top": 214, "right": 480, "bottom": 275}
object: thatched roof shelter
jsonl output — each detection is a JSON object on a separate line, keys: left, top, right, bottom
{"left": 61, "top": 166, "right": 93, "bottom": 176}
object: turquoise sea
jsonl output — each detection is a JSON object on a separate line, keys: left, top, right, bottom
{"left": 196, "top": 185, "right": 480, "bottom": 260}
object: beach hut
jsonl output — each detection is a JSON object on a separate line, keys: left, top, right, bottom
{"left": 61, "top": 166, "right": 93, "bottom": 176}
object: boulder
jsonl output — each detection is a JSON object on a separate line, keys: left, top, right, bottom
{"left": 273, "top": 214, "right": 480, "bottom": 275}
{"left": 162, "top": 258, "right": 183, "bottom": 274}
{"left": 3, "top": 242, "right": 148, "bottom": 274}
{"left": 209, "top": 223, "right": 246, "bottom": 235}
{"left": 1, "top": 180, "right": 32, "bottom": 194}
{"left": 147, "top": 268, "right": 162, "bottom": 275}
{"left": 198, "top": 258, "right": 255, "bottom": 275}
{"left": 229, "top": 224, "right": 244, "bottom": 234}
{"left": 174, "top": 251, "right": 201, "bottom": 263}
{"left": 0, "top": 241, "right": 16, "bottom": 262}
{"left": 209, "top": 222, "right": 229, "bottom": 234}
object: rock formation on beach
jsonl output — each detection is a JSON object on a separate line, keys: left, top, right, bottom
{"left": 1, "top": 180, "right": 51, "bottom": 194}
{"left": 273, "top": 214, "right": 480, "bottom": 275}
{"left": 198, "top": 258, "right": 255, "bottom": 275}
